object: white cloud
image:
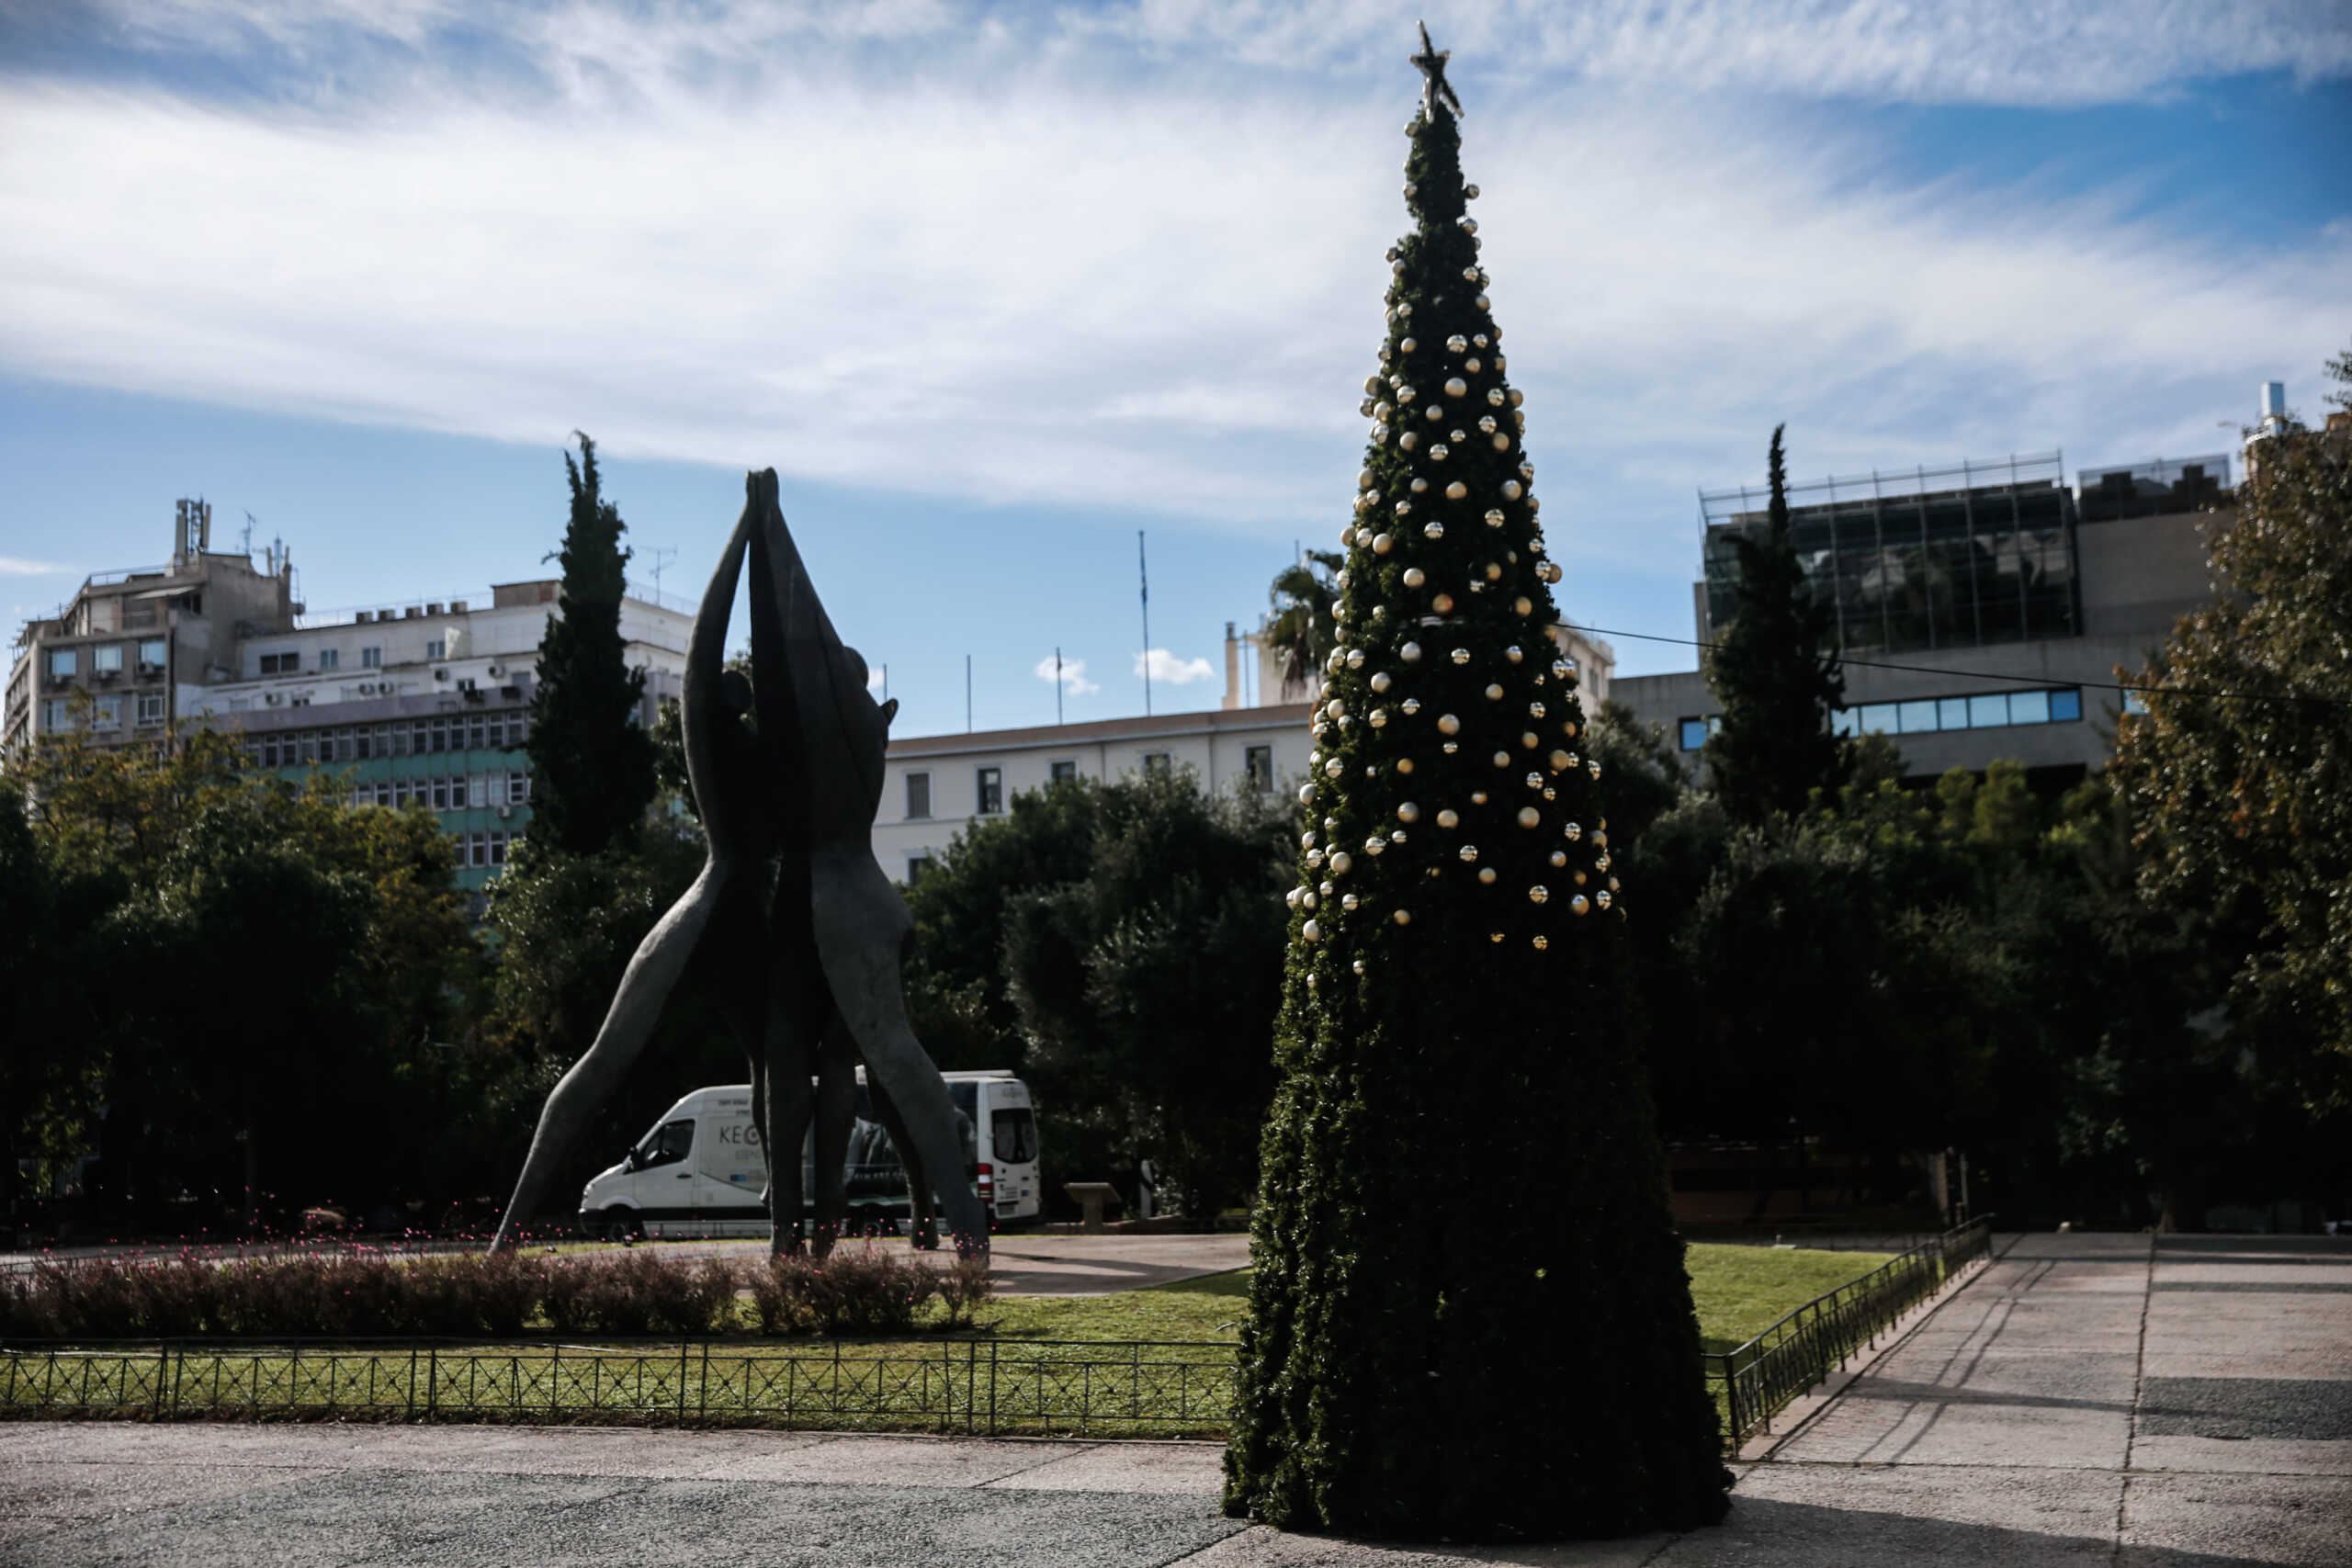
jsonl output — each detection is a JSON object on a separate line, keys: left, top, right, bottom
{"left": 0, "top": 4, "right": 2344, "bottom": 594}
{"left": 0, "top": 557, "right": 69, "bottom": 576}
{"left": 1136, "top": 648, "right": 1216, "bottom": 685}
{"left": 1034, "top": 654, "right": 1101, "bottom": 696}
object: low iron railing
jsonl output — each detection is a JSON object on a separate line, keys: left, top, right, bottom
{"left": 7, "top": 1224, "right": 1994, "bottom": 1449}
{"left": 1703, "top": 1214, "right": 1993, "bottom": 1448}
{"left": 0, "top": 1336, "right": 1236, "bottom": 1439}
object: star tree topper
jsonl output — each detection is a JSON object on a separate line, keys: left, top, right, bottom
{"left": 1410, "top": 20, "right": 1462, "bottom": 119}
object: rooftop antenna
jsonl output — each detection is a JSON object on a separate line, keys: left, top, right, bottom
{"left": 1055, "top": 647, "right": 1064, "bottom": 727}
{"left": 966, "top": 654, "right": 973, "bottom": 733}
{"left": 645, "top": 546, "right": 679, "bottom": 604}
{"left": 1138, "top": 530, "right": 1152, "bottom": 717}
{"left": 243, "top": 511, "right": 257, "bottom": 560}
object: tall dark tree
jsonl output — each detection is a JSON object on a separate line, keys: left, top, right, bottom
{"left": 1702, "top": 425, "right": 1846, "bottom": 822}
{"left": 1226, "top": 29, "right": 1731, "bottom": 1540}
{"left": 526, "top": 433, "right": 657, "bottom": 854}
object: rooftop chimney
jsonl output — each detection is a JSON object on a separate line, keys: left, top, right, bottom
{"left": 1224, "top": 622, "right": 1242, "bottom": 711}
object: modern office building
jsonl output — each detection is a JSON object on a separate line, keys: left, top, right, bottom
{"left": 1614, "top": 446, "right": 2227, "bottom": 788}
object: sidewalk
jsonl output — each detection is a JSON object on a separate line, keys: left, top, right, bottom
{"left": 5, "top": 1231, "right": 2346, "bottom": 1565}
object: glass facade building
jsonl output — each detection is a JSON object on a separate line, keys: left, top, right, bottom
{"left": 1702, "top": 454, "right": 2081, "bottom": 657}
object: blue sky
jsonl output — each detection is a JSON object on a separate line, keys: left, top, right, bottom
{"left": 3, "top": 1, "right": 2347, "bottom": 739}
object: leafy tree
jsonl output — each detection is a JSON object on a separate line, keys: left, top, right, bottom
{"left": 1226, "top": 39, "right": 1730, "bottom": 1539}
{"left": 1262, "top": 549, "right": 1342, "bottom": 697}
{"left": 1702, "top": 425, "right": 1847, "bottom": 822}
{"left": 1000, "top": 769, "right": 1290, "bottom": 1221}
{"left": 2111, "top": 346, "right": 2352, "bottom": 1117}
{"left": 526, "top": 433, "right": 657, "bottom": 855}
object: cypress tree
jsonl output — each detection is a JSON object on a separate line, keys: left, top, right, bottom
{"left": 525, "top": 433, "right": 658, "bottom": 854}
{"left": 1224, "top": 29, "right": 1732, "bottom": 1540}
{"left": 1702, "top": 426, "right": 1846, "bottom": 822}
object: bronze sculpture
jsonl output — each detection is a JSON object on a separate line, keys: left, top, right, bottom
{"left": 491, "top": 471, "right": 988, "bottom": 1256}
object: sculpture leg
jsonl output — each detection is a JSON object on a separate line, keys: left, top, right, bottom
{"left": 811, "top": 854, "right": 989, "bottom": 1254}
{"left": 866, "top": 1070, "right": 940, "bottom": 1251}
{"left": 808, "top": 1017, "right": 857, "bottom": 1259}
{"left": 760, "top": 986, "right": 820, "bottom": 1258}
{"left": 490, "top": 868, "right": 725, "bottom": 1252}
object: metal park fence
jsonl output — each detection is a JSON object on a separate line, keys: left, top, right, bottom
{"left": 0, "top": 1337, "right": 1237, "bottom": 1439}
{"left": 1704, "top": 1215, "right": 1994, "bottom": 1449}
{"left": 7, "top": 1223, "right": 1996, "bottom": 1450}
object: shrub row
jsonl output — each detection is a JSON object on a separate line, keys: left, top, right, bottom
{"left": 0, "top": 1246, "right": 992, "bottom": 1341}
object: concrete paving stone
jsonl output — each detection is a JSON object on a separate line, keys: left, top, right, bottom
{"left": 1645, "top": 1463, "right": 2121, "bottom": 1566}
{"left": 2144, "top": 1303, "right": 2352, "bottom": 1359}
{"left": 685, "top": 1431, "right": 1099, "bottom": 1487}
{"left": 6, "top": 1470, "right": 1251, "bottom": 1568}
{"left": 2139, "top": 1378, "right": 2352, "bottom": 1442}
{"left": 2143, "top": 1353, "right": 2352, "bottom": 1383}
{"left": 2154, "top": 1264, "right": 2352, "bottom": 1287}
{"left": 2120, "top": 1471, "right": 2352, "bottom": 1567}
{"left": 2152, "top": 1282, "right": 2352, "bottom": 1296}
{"left": 1170, "top": 1524, "right": 1666, "bottom": 1566}
{"left": 1903, "top": 1294, "right": 2150, "bottom": 1347}
{"left": 2153, "top": 1239, "right": 2352, "bottom": 1262}
{"left": 1838, "top": 1350, "right": 2140, "bottom": 1413}
{"left": 1774, "top": 1378, "right": 2133, "bottom": 1468}
{"left": 2132, "top": 1436, "right": 2352, "bottom": 1477}
{"left": 980, "top": 1439, "right": 1226, "bottom": 1494}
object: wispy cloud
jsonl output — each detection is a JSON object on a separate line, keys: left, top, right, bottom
{"left": 0, "top": 556, "right": 69, "bottom": 576}
{"left": 1034, "top": 653, "right": 1100, "bottom": 697}
{"left": 0, "top": 3, "right": 2345, "bottom": 591}
{"left": 1136, "top": 648, "right": 1216, "bottom": 686}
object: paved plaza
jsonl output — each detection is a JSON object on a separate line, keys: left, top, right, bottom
{"left": 4, "top": 1231, "right": 2346, "bottom": 1565}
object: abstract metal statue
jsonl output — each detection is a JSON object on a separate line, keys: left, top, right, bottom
{"left": 491, "top": 471, "right": 988, "bottom": 1256}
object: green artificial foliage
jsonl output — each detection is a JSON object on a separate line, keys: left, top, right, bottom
{"left": 1224, "top": 39, "right": 1731, "bottom": 1540}
{"left": 526, "top": 433, "right": 658, "bottom": 855}
{"left": 1702, "top": 426, "right": 1847, "bottom": 823}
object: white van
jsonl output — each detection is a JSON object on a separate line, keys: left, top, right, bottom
{"left": 576, "top": 1071, "right": 1042, "bottom": 1240}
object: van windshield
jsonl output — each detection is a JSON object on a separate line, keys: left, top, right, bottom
{"left": 992, "top": 1109, "right": 1038, "bottom": 1165}
{"left": 639, "top": 1119, "right": 694, "bottom": 1168}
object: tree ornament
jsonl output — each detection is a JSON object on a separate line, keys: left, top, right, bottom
{"left": 1514, "top": 597, "right": 1532, "bottom": 616}
{"left": 1528, "top": 701, "right": 1546, "bottom": 717}
{"left": 1550, "top": 850, "right": 1567, "bottom": 868}
{"left": 1470, "top": 789, "right": 1488, "bottom": 804}
{"left": 1402, "top": 568, "right": 1426, "bottom": 589}
{"left": 1373, "top": 532, "right": 1396, "bottom": 554}
{"left": 1506, "top": 645, "right": 1523, "bottom": 663}
{"left": 1564, "top": 821, "right": 1582, "bottom": 840}
{"left": 1297, "top": 784, "right": 1316, "bottom": 805}
{"left": 1302, "top": 919, "right": 1322, "bottom": 942}
{"left": 1464, "top": 183, "right": 1480, "bottom": 198}
{"left": 1423, "top": 521, "right": 1445, "bottom": 539}
{"left": 1445, "top": 480, "right": 1467, "bottom": 500}
{"left": 1363, "top": 835, "right": 1386, "bottom": 856}
{"left": 1425, "top": 405, "right": 1443, "bottom": 422}
{"left": 1442, "top": 741, "right": 1458, "bottom": 753}
{"left": 1400, "top": 335, "right": 1418, "bottom": 351}
{"left": 1324, "top": 759, "right": 1343, "bottom": 778}
{"left": 1462, "top": 265, "right": 1480, "bottom": 280}
{"left": 1410, "top": 476, "right": 1428, "bottom": 493}
{"left": 1487, "top": 388, "right": 1506, "bottom": 406}
{"left": 1457, "top": 844, "right": 1478, "bottom": 863}
{"left": 1437, "top": 808, "right": 1460, "bottom": 829}
{"left": 1370, "top": 670, "right": 1394, "bottom": 692}
{"left": 1446, "top": 334, "right": 1468, "bottom": 353}
{"left": 1570, "top": 896, "right": 1589, "bottom": 916}
{"left": 1399, "top": 431, "right": 1419, "bottom": 450}
{"left": 1475, "top": 294, "right": 1489, "bottom": 310}
{"left": 1347, "top": 648, "right": 1367, "bottom": 669}
{"left": 1431, "top": 592, "right": 1454, "bottom": 613}
{"left": 1596, "top": 890, "right": 1612, "bottom": 910}
{"left": 1517, "top": 806, "right": 1541, "bottom": 828}
{"left": 1400, "top": 696, "right": 1421, "bottom": 714}
{"left": 1521, "top": 730, "right": 1539, "bottom": 749}
{"left": 1509, "top": 389, "right": 1523, "bottom": 406}
{"left": 1484, "top": 509, "right": 1506, "bottom": 527}
{"left": 1403, "top": 182, "right": 1418, "bottom": 197}
{"left": 1464, "top": 358, "right": 1480, "bottom": 373}
{"left": 1444, "top": 377, "right": 1467, "bottom": 398}
{"left": 1396, "top": 757, "right": 1414, "bottom": 773}
{"left": 1437, "top": 713, "right": 1462, "bottom": 735}
{"left": 1491, "top": 750, "right": 1510, "bottom": 767}
{"left": 1458, "top": 217, "right": 1478, "bottom": 234}
{"left": 1392, "top": 908, "right": 1411, "bottom": 926}
{"left": 1474, "top": 333, "right": 1488, "bottom": 345}
{"left": 1369, "top": 708, "right": 1389, "bottom": 728}
{"left": 1528, "top": 885, "right": 1548, "bottom": 904}
{"left": 1492, "top": 434, "right": 1510, "bottom": 451}
{"left": 1479, "top": 415, "right": 1498, "bottom": 434}
{"left": 1451, "top": 648, "right": 1471, "bottom": 664}
{"left": 1485, "top": 561, "right": 1503, "bottom": 581}
{"left": 1484, "top": 682, "right": 1504, "bottom": 701}
{"left": 1501, "top": 480, "right": 1523, "bottom": 501}
{"left": 1524, "top": 772, "right": 1543, "bottom": 789}
{"left": 1478, "top": 867, "right": 1498, "bottom": 885}
{"left": 1400, "top": 641, "right": 1423, "bottom": 662}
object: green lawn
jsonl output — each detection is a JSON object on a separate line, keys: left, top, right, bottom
{"left": 976, "top": 1240, "right": 1894, "bottom": 1353}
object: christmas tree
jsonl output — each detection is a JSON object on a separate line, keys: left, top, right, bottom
{"left": 1223, "top": 28, "right": 1732, "bottom": 1540}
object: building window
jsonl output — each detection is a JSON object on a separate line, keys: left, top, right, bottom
{"left": 40, "top": 698, "right": 74, "bottom": 730}
{"left": 468, "top": 773, "right": 488, "bottom": 808}
{"left": 1837, "top": 688, "right": 2085, "bottom": 738}
{"left": 905, "top": 771, "right": 933, "bottom": 819}
{"left": 361, "top": 646, "right": 382, "bottom": 669}
{"left": 907, "top": 853, "right": 935, "bottom": 886}
{"left": 432, "top": 777, "right": 452, "bottom": 810}
{"left": 318, "top": 648, "right": 341, "bottom": 671}
{"left": 258, "top": 650, "right": 300, "bottom": 675}
{"left": 1049, "top": 759, "right": 1078, "bottom": 784}
{"left": 426, "top": 638, "right": 447, "bottom": 660}
{"left": 1677, "top": 716, "right": 1722, "bottom": 751}
{"left": 138, "top": 637, "right": 167, "bottom": 670}
{"left": 46, "top": 649, "right": 75, "bottom": 678}
{"left": 1244, "top": 745, "right": 1273, "bottom": 793}
{"left": 468, "top": 714, "right": 488, "bottom": 750}
{"left": 511, "top": 770, "right": 532, "bottom": 804}
{"left": 1143, "top": 752, "right": 1172, "bottom": 776}
{"left": 135, "top": 692, "right": 164, "bottom": 726}
{"left": 976, "top": 765, "right": 1003, "bottom": 815}
{"left": 91, "top": 694, "right": 123, "bottom": 730}
{"left": 488, "top": 831, "right": 509, "bottom": 866}
{"left": 92, "top": 643, "right": 124, "bottom": 674}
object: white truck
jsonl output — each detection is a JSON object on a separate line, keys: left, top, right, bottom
{"left": 577, "top": 1071, "right": 1041, "bottom": 1240}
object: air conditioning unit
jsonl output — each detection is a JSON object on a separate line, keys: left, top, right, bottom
{"left": 264, "top": 692, "right": 283, "bottom": 706}
{"left": 356, "top": 682, "right": 375, "bottom": 695}
{"left": 486, "top": 662, "right": 504, "bottom": 678}
{"left": 435, "top": 668, "right": 450, "bottom": 682}
{"left": 495, "top": 804, "right": 513, "bottom": 820}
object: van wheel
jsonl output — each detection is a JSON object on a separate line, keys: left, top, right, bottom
{"left": 602, "top": 1208, "right": 642, "bottom": 1244}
